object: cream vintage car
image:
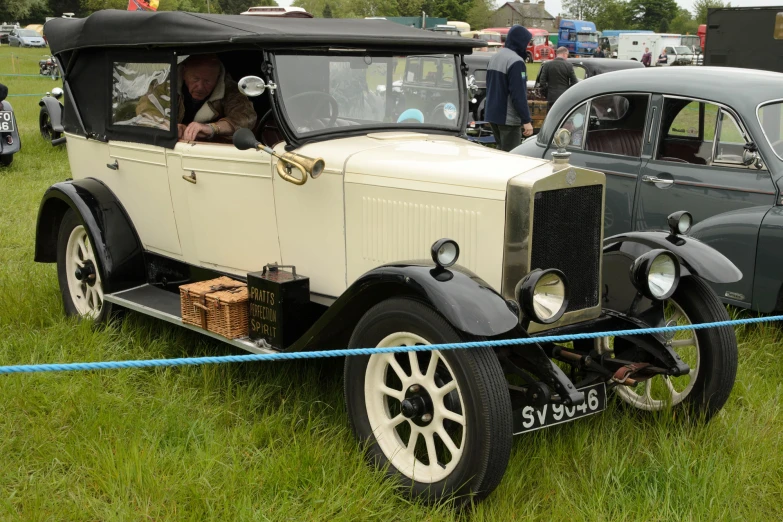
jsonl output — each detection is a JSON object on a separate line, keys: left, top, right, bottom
{"left": 36, "top": 11, "right": 742, "bottom": 505}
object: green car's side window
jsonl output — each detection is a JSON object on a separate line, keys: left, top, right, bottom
{"left": 658, "top": 98, "right": 719, "bottom": 165}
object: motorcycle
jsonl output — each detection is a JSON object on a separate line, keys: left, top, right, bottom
{"left": 0, "top": 83, "right": 22, "bottom": 167}
{"left": 39, "top": 87, "right": 66, "bottom": 147}
{"left": 39, "top": 55, "right": 61, "bottom": 80}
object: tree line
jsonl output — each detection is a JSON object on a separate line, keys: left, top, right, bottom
{"left": 562, "top": 0, "right": 731, "bottom": 34}
{"left": 1, "top": 0, "right": 278, "bottom": 24}
{"left": 3, "top": 0, "right": 728, "bottom": 32}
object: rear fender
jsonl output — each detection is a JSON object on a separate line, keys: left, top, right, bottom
{"left": 289, "top": 263, "right": 519, "bottom": 351}
{"left": 34, "top": 178, "right": 145, "bottom": 294}
{"left": 38, "top": 96, "right": 64, "bottom": 133}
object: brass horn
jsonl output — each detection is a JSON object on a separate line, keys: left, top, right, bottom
{"left": 274, "top": 151, "right": 326, "bottom": 186}
{"left": 232, "top": 129, "right": 325, "bottom": 186}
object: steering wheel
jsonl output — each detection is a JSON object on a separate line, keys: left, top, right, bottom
{"left": 254, "top": 109, "right": 280, "bottom": 148}
{"left": 286, "top": 91, "right": 339, "bottom": 128}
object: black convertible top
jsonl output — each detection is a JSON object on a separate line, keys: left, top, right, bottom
{"left": 44, "top": 10, "right": 482, "bottom": 54}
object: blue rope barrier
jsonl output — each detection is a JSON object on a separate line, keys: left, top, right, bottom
{"left": 1, "top": 315, "right": 780, "bottom": 376}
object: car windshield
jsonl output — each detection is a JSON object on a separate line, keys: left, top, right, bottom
{"left": 577, "top": 33, "right": 597, "bottom": 43}
{"left": 17, "top": 30, "right": 39, "bottom": 37}
{"left": 758, "top": 101, "right": 783, "bottom": 160}
{"left": 533, "top": 35, "right": 547, "bottom": 46}
{"left": 674, "top": 46, "right": 692, "bottom": 54}
{"left": 478, "top": 33, "right": 501, "bottom": 43}
{"left": 275, "top": 53, "right": 462, "bottom": 137}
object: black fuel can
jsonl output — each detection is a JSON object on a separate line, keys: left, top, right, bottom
{"left": 247, "top": 265, "right": 310, "bottom": 348}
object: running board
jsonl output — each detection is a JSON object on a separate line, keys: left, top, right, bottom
{"left": 104, "top": 284, "right": 276, "bottom": 355}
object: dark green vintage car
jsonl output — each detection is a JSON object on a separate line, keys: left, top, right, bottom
{"left": 515, "top": 66, "right": 783, "bottom": 314}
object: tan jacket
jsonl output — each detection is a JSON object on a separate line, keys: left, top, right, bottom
{"left": 136, "top": 64, "right": 257, "bottom": 133}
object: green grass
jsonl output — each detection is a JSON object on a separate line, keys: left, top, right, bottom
{"left": 2, "top": 46, "right": 783, "bottom": 521}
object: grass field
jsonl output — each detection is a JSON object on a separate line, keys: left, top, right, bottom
{"left": 2, "top": 46, "right": 783, "bottom": 521}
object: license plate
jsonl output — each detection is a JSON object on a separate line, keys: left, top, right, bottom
{"left": 0, "top": 112, "right": 14, "bottom": 132}
{"left": 513, "top": 382, "right": 606, "bottom": 435}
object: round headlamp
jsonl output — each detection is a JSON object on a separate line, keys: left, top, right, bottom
{"left": 515, "top": 269, "right": 569, "bottom": 324}
{"left": 667, "top": 211, "right": 693, "bottom": 236}
{"left": 431, "top": 239, "right": 460, "bottom": 268}
{"left": 630, "top": 249, "right": 681, "bottom": 300}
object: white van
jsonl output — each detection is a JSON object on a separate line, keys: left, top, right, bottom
{"left": 617, "top": 33, "right": 694, "bottom": 65}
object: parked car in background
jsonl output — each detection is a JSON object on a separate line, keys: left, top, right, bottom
{"left": 8, "top": 28, "right": 47, "bottom": 47}
{"left": 36, "top": 10, "right": 741, "bottom": 506}
{"left": 0, "top": 22, "right": 19, "bottom": 44}
{"left": 0, "top": 82, "right": 21, "bottom": 167}
{"left": 662, "top": 45, "right": 696, "bottom": 65}
{"left": 514, "top": 66, "right": 783, "bottom": 314}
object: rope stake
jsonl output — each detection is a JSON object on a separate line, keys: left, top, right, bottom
{"left": 1, "top": 315, "right": 780, "bottom": 376}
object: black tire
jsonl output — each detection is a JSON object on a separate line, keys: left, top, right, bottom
{"left": 344, "top": 298, "right": 512, "bottom": 505}
{"left": 609, "top": 276, "right": 737, "bottom": 420}
{"left": 0, "top": 154, "right": 12, "bottom": 167}
{"left": 40, "top": 107, "right": 61, "bottom": 141}
{"left": 525, "top": 52, "right": 533, "bottom": 63}
{"left": 670, "top": 276, "right": 737, "bottom": 418}
{"left": 56, "top": 209, "right": 114, "bottom": 323}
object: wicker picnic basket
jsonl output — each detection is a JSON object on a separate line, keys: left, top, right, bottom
{"left": 205, "top": 286, "right": 249, "bottom": 339}
{"left": 179, "top": 277, "right": 248, "bottom": 338}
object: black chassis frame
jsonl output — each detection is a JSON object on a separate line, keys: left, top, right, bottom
{"left": 35, "top": 177, "right": 742, "bottom": 427}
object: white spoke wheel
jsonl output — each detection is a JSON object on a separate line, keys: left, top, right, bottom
{"left": 56, "top": 209, "right": 113, "bottom": 322}
{"left": 597, "top": 276, "right": 737, "bottom": 420}
{"left": 344, "top": 298, "right": 512, "bottom": 505}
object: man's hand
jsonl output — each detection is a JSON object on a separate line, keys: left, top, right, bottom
{"left": 177, "top": 124, "right": 187, "bottom": 140}
{"left": 522, "top": 123, "right": 534, "bottom": 137}
{"left": 181, "top": 122, "right": 212, "bottom": 142}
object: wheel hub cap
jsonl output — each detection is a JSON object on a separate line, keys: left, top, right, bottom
{"left": 364, "top": 333, "right": 466, "bottom": 484}
{"left": 74, "top": 260, "right": 97, "bottom": 286}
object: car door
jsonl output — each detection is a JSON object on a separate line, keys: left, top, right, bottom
{"left": 103, "top": 60, "right": 183, "bottom": 257}
{"left": 167, "top": 142, "right": 281, "bottom": 275}
{"left": 545, "top": 92, "right": 652, "bottom": 237}
{"left": 635, "top": 94, "right": 778, "bottom": 306}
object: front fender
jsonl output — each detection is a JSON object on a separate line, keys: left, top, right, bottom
{"left": 289, "top": 263, "right": 519, "bottom": 352}
{"left": 34, "top": 178, "right": 145, "bottom": 294}
{"left": 604, "top": 231, "right": 742, "bottom": 284}
{"left": 38, "top": 96, "right": 64, "bottom": 133}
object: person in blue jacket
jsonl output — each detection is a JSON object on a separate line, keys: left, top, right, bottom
{"left": 485, "top": 24, "right": 534, "bottom": 151}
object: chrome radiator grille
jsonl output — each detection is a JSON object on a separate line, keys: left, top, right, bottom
{"left": 530, "top": 185, "right": 602, "bottom": 312}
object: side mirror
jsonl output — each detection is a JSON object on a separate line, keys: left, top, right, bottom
{"left": 237, "top": 76, "right": 276, "bottom": 97}
{"left": 742, "top": 143, "right": 764, "bottom": 169}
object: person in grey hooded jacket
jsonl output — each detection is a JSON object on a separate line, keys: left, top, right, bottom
{"left": 485, "top": 25, "right": 534, "bottom": 151}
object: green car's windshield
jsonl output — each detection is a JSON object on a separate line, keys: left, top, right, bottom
{"left": 275, "top": 53, "right": 462, "bottom": 137}
{"left": 758, "top": 101, "right": 783, "bottom": 160}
